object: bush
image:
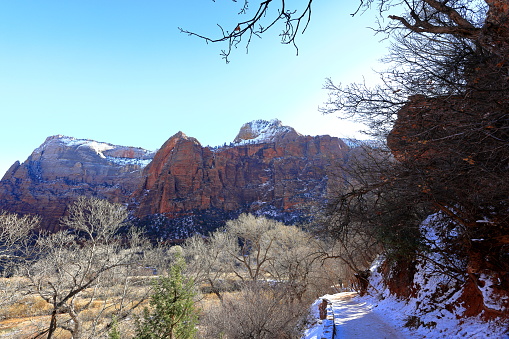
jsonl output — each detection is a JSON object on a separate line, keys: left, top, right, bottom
{"left": 202, "top": 282, "right": 308, "bottom": 339}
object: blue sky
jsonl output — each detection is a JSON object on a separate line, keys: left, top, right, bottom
{"left": 0, "top": 0, "right": 388, "bottom": 177}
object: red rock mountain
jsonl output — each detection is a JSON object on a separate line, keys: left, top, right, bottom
{"left": 0, "top": 135, "right": 154, "bottom": 231}
{"left": 134, "top": 120, "right": 347, "bottom": 217}
{"left": 0, "top": 120, "right": 353, "bottom": 235}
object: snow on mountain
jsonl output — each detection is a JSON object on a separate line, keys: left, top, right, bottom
{"left": 105, "top": 156, "right": 153, "bottom": 167}
{"left": 233, "top": 119, "right": 301, "bottom": 145}
{"left": 36, "top": 135, "right": 154, "bottom": 167}
{"left": 63, "top": 137, "right": 115, "bottom": 158}
{"left": 341, "top": 138, "right": 379, "bottom": 148}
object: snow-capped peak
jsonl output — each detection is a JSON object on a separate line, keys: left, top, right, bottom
{"left": 42, "top": 135, "right": 116, "bottom": 158}
{"left": 233, "top": 119, "right": 300, "bottom": 145}
{"left": 35, "top": 135, "right": 154, "bottom": 167}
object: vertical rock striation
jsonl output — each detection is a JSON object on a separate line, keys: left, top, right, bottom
{"left": 132, "top": 120, "right": 349, "bottom": 225}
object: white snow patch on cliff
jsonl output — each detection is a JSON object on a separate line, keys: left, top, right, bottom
{"left": 233, "top": 119, "right": 299, "bottom": 145}
{"left": 37, "top": 135, "right": 153, "bottom": 167}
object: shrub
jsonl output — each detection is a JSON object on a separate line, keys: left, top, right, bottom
{"left": 202, "top": 282, "right": 308, "bottom": 339}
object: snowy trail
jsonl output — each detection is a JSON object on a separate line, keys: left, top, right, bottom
{"left": 326, "top": 292, "right": 408, "bottom": 339}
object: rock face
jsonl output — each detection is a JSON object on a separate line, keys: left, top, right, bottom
{"left": 0, "top": 120, "right": 353, "bottom": 235}
{"left": 132, "top": 120, "right": 349, "bottom": 234}
{"left": 0, "top": 135, "right": 154, "bottom": 231}
{"left": 232, "top": 119, "right": 297, "bottom": 144}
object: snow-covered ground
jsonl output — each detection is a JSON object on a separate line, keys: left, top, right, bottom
{"left": 303, "top": 292, "right": 407, "bottom": 339}
{"left": 303, "top": 213, "right": 509, "bottom": 338}
{"left": 304, "top": 279, "right": 509, "bottom": 339}
{"left": 303, "top": 290, "right": 509, "bottom": 339}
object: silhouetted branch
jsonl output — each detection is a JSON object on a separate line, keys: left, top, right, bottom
{"left": 179, "top": 0, "right": 313, "bottom": 62}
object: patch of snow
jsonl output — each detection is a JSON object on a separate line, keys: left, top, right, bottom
{"left": 77, "top": 140, "right": 115, "bottom": 158}
{"left": 234, "top": 119, "right": 299, "bottom": 145}
{"left": 39, "top": 135, "right": 154, "bottom": 167}
{"left": 359, "top": 288, "right": 508, "bottom": 338}
{"left": 303, "top": 213, "right": 509, "bottom": 338}
{"left": 478, "top": 273, "right": 509, "bottom": 312}
{"left": 341, "top": 138, "right": 378, "bottom": 148}
{"left": 302, "top": 299, "right": 328, "bottom": 339}
{"left": 105, "top": 156, "right": 152, "bottom": 167}
{"left": 355, "top": 215, "right": 509, "bottom": 339}
{"left": 303, "top": 292, "right": 408, "bottom": 339}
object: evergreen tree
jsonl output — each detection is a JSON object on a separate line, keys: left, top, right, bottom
{"left": 135, "top": 254, "right": 198, "bottom": 339}
{"left": 108, "top": 316, "right": 121, "bottom": 339}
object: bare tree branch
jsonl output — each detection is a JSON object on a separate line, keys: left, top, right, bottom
{"left": 179, "top": 0, "right": 313, "bottom": 62}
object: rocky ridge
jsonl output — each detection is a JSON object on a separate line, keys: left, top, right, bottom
{"left": 132, "top": 122, "right": 348, "bottom": 237}
{"left": 0, "top": 135, "right": 154, "bottom": 231}
{"left": 0, "top": 121, "right": 352, "bottom": 235}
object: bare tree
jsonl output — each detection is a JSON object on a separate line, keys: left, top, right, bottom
{"left": 0, "top": 211, "right": 39, "bottom": 269}
{"left": 179, "top": 0, "right": 314, "bottom": 62}
{"left": 322, "top": 0, "right": 509, "bottom": 264}
{"left": 263, "top": 223, "right": 324, "bottom": 302}
{"left": 202, "top": 282, "right": 307, "bottom": 339}
{"left": 317, "top": 1, "right": 509, "bottom": 309}
{"left": 23, "top": 197, "right": 149, "bottom": 339}
{"left": 182, "top": 232, "right": 238, "bottom": 301}
{"left": 224, "top": 213, "right": 281, "bottom": 282}
{"left": 185, "top": 214, "right": 332, "bottom": 302}
{"left": 0, "top": 212, "right": 40, "bottom": 310}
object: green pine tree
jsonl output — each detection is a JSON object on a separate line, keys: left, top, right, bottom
{"left": 108, "top": 316, "right": 121, "bottom": 339}
{"left": 135, "top": 254, "right": 198, "bottom": 339}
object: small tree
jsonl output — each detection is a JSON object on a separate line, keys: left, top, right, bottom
{"left": 108, "top": 316, "right": 121, "bottom": 339}
{"left": 183, "top": 232, "right": 237, "bottom": 301}
{"left": 23, "top": 197, "right": 148, "bottom": 339}
{"left": 135, "top": 254, "right": 198, "bottom": 339}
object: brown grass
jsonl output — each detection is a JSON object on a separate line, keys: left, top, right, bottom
{"left": 0, "top": 276, "right": 155, "bottom": 338}
{"left": 0, "top": 295, "right": 52, "bottom": 319}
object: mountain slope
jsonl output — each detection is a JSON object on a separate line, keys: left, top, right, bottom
{"left": 131, "top": 120, "right": 349, "bottom": 238}
{"left": 0, "top": 120, "right": 353, "bottom": 235}
{"left": 0, "top": 135, "right": 154, "bottom": 231}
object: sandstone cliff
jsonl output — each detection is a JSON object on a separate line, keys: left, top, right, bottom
{"left": 0, "top": 135, "right": 154, "bottom": 231}
{"left": 0, "top": 120, "right": 352, "bottom": 236}
{"left": 131, "top": 120, "right": 349, "bottom": 237}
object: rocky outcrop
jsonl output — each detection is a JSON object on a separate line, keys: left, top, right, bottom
{"left": 132, "top": 121, "right": 349, "bottom": 226}
{"left": 233, "top": 119, "right": 299, "bottom": 144}
{"left": 0, "top": 135, "right": 154, "bottom": 231}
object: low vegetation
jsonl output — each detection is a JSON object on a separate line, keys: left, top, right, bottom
{"left": 0, "top": 199, "right": 354, "bottom": 338}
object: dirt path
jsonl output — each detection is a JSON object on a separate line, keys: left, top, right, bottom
{"left": 326, "top": 292, "right": 408, "bottom": 339}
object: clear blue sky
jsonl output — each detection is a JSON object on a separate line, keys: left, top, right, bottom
{"left": 0, "top": 0, "right": 387, "bottom": 177}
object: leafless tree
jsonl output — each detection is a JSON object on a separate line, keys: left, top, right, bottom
{"left": 202, "top": 282, "right": 307, "bottom": 339}
{"left": 179, "top": 0, "right": 314, "bottom": 62}
{"left": 263, "top": 223, "right": 324, "bottom": 302}
{"left": 324, "top": 0, "right": 508, "bottom": 263}
{"left": 0, "top": 211, "right": 40, "bottom": 269}
{"left": 185, "top": 214, "right": 334, "bottom": 303}
{"left": 182, "top": 232, "right": 237, "bottom": 301}
{"left": 22, "top": 197, "right": 150, "bottom": 339}
{"left": 0, "top": 212, "right": 40, "bottom": 310}
{"left": 318, "top": 1, "right": 509, "bottom": 303}
{"left": 223, "top": 213, "right": 281, "bottom": 282}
